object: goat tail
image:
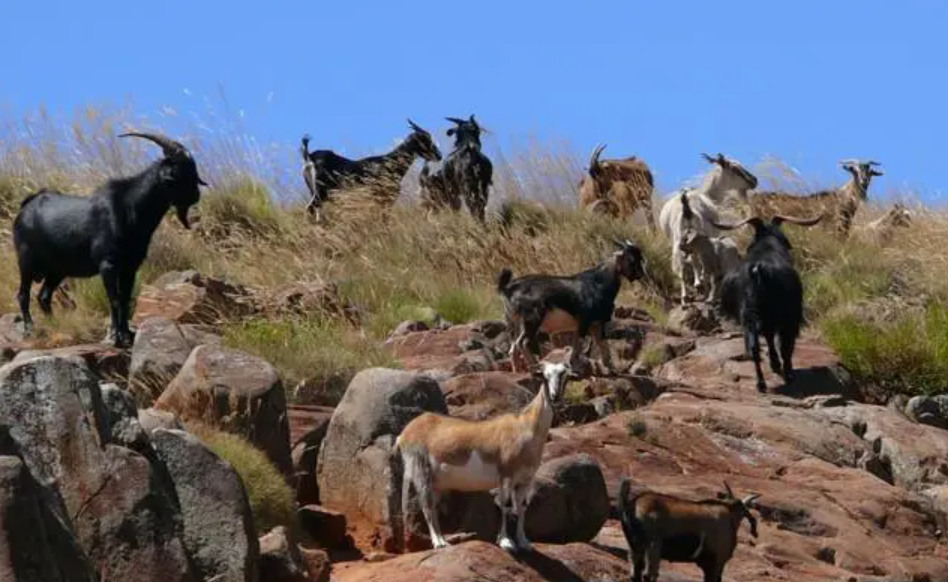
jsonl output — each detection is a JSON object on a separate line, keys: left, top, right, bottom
{"left": 680, "top": 188, "right": 693, "bottom": 221}
{"left": 496, "top": 268, "right": 514, "bottom": 294}
{"left": 300, "top": 134, "right": 311, "bottom": 161}
{"left": 617, "top": 476, "right": 632, "bottom": 516}
{"left": 617, "top": 477, "right": 646, "bottom": 544}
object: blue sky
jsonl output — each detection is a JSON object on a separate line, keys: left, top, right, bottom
{"left": 1, "top": 1, "right": 945, "bottom": 198}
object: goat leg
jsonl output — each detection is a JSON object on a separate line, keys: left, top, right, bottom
{"left": 497, "top": 479, "right": 517, "bottom": 552}
{"left": 17, "top": 270, "right": 34, "bottom": 335}
{"left": 644, "top": 540, "right": 663, "bottom": 582}
{"left": 764, "top": 331, "right": 781, "bottom": 375}
{"left": 37, "top": 275, "right": 63, "bottom": 315}
{"left": 778, "top": 327, "right": 797, "bottom": 383}
{"left": 512, "top": 482, "right": 534, "bottom": 553}
{"left": 592, "top": 325, "right": 615, "bottom": 375}
{"left": 744, "top": 321, "right": 767, "bottom": 393}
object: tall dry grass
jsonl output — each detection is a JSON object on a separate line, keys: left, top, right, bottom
{"left": 1, "top": 103, "right": 945, "bottom": 398}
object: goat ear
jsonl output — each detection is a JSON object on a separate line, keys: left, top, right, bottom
{"left": 159, "top": 164, "right": 177, "bottom": 183}
{"left": 446, "top": 128, "right": 456, "bottom": 137}
{"left": 871, "top": 169, "right": 884, "bottom": 177}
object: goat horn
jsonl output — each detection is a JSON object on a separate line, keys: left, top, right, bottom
{"left": 590, "top": 144, "right": 607, "bottom": 168}
{"left": 119, "top": 132, "right": 186, "bottom": 157}
{"left": 723, "top": 481, "right": 735, "bottom": 499}
{"left": 838, "top": 159, "right": 859, "bottom": 167}
{"left": 701, "top": 153, "right": 716, "bottom": 164}
{"left": 867, "top": 160, "right": 882, "bottom": 166}
{"left": 742, "top": 494, "right": 761, "bottom": 507}
{"left": 712, "top": 217, "right": 760, "bottom": 231}
{"left": 445, "top": 117, "right": 466, "bottom": 125}
{"left": 772, "top": 213, "right": 823, "bottom": 227}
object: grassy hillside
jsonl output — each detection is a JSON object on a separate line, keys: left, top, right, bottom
{"left": 1, "top": 106, "right": 946, "bottom": 399}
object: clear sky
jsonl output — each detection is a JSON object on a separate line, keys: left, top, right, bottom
{"left": 1, "top": 1, "right": 945, "bottom": 199}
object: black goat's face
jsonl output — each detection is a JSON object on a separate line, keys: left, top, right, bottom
{"left": 407, "top": 121, "right": 442, "bottom": 162}
{"left": 446, "top": 115, "right": 483, "bottom": 148}
{"left": 613, "top": 240, "right": 646, "bottom": 282}
{"left": 160, "top": 153, "right": 206, "bottom": 229}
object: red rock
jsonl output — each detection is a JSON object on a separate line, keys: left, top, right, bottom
{"left": 441, "top": 372, "right": 535, "bottom": 420}
{"left": 385, "top": 325, "right": 494, "bottom": 375}
{"left": 299, "top": 505, "right": 351, "bottom": 550}
{"left": 298, "top": 546, "right": 331, "bottom": 582}
{"left": 133, "top": 270, "right": 252, "bottom": 326}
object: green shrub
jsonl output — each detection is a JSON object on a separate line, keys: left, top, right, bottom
{"left": 195, "top": 427, "right": 296, "bottom": 533}
{"left": 822, "top": 304, "right": 948, "bottom": 396}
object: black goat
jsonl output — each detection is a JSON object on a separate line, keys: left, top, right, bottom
{"left": 716, "top": 214, "right": 822, "bottom": 392}
{"left": 442, "top": 115, "right": 493, "bottom": 221}
{"left": 300, "top": 120, "right": 441, "bottom": 221}
{"left": 13, "top": 132, "right": 207, "bottom": 347}
{"left": 418, "top": 162, "right": 460, "bottom": 212}
{"left": 496, "top": 240, "right": 646, "bottom": 373}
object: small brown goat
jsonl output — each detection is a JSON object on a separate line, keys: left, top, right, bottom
{"left": 617, "top": 479, "right": 760, "bottom": 582}
{"left": 750, "top": 159, "right": 883, "bottom": 238}
{"left": 579, "top": 144, "right": 656, "bottom": 230}
{"left": 858, "top": 202, "right": 912, "bottom": 244}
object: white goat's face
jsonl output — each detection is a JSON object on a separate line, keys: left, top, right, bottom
{"left": 541, "top": 361, "right": 570, "bottom": 402}
{"left": 679, "top": 228, "right": 700, "bottom": 252}
{"left": 703, "top": 153, "right": 759, "bottom": 199}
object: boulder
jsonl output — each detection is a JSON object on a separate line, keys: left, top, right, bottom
{"left": 905, "top": 394, "right": 948, "bottom": 430}
{"left": 151, "top": 428, "right": 258, "bottom": 582}
{"left": 667, "top": 302, "right": 720, "bottom": 334}
{"left": 290, "top": 405, "right": 334, "bottom": 506}
{"left": 525, "top": 454, "right": 609, "bottom": 543}
{"left": 133, "top": 270, "right": 252, "bottom": 326}
{"left": 156, "top": 344, "right": 292, "bottom": 474}
{"left": 0, "top": 455, "right": 97, "bottom": 582}
{"left": 385, "top": 325, "right": 495, "bottom": 376}
{"left": 298, "top": 505, "right": 350, "bottom": 549}
{"left": 298, "top": 546, "right": 331, "bottom": 582}
{"left": 258, "top": 526, "right": 310, "bottom": 582}
{"left": 441, "top": 372, "right": 535, "bottom": 420}
{"left": 316, "top": 368, "right": 447, "bottom": 550}
{"left": 100, "top": 383, "right": 149, "bottom": 452}
{"left": 12, "top": 343, "right": 129, "bottom": 384}
{"left": 129, "top": 316, "right": 221, "bottom": 405}
{"left": 139, "top": 407, "right": 185, "bottom": 434}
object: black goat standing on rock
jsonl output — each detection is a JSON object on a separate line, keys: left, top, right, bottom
{"left": 442, "top": 115, "right": 493, "bottom": 221}
{"left": 715, "top": 213, "right": 823, "bottom": 392}
{"left": 13, "top": 132, "right": 207, "bottom": 348}
{"left": 299, "top": 119, "right": 442, "bottom": 221}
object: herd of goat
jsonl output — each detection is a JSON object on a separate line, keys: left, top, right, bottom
{"left": 9, "top": 117, "right": 907, "bottom": 582}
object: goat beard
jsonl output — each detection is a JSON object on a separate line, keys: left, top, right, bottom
{"left": 176, "top": 206, "right": 192, "bottom": 229}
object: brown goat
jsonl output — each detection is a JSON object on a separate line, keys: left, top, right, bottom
{"left": 579, "top": 144, "right": 655, "bottom": 230}
{"left": 750, "top": 159, "right": 883, "bottom": 238}
{"left": 617, "top": 479, "right": 760, "bottom": 582}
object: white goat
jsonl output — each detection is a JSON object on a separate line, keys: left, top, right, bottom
{"left": 678, "top": 228, "right": 742, "bottom": 303}
{"left": 394, "top": 360, "right": 571, "bottom": 552}
{"left": 659, "top": 154, "right": 758, "bottom": 304}
{"left": 858, "top": 202, "right": 911, "bottom": 244}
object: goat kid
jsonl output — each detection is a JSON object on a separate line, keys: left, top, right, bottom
{"left": 717, "top": 214, "right": 822, "bottom": 392}
{"left": 859, "top": 202, "right": 911, "bottom": 244}
{"left": 618, "top": 479, "right": 760, "bottom": 582}
{"left": 442, "top": 115, "right": 493, "bottom": 221}
{"left": 14, "top": 133, "right": 207, "bottom": 348}
{"left": 300, "top": 119, "right": 441, "bottom": 221}
{"left": 395, "top": 360, "right": 571, "bottom": 552}
{"left": 678, "top": 228, "right": 742, "bottom": 303}
{"left": 578, "top": 144, "right": 656, "bottom": 230}
{"left": 659, "top": 154, "right": 758, "bottom": 305}
{"left": 497, "top": 240, "right": 646, "bottom": 374}
{"left": 750, "top": 159, "right": 882, "bottom": 238}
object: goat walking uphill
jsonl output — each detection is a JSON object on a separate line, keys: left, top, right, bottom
{"left": 300, "top": 119, "right": 441, "bottom": 221}
{"left": 442, "top": 115, "right": 493, "bottom": 221}
{"left": 659, "top": 153, "right": 758, "bottom": 305}
{"left": 13, "top": 132, "right": 206, "bottom": 348}
{"left": 579, "top": 144, "right": 655, "bottom": 230}
{"left": 617, "top": 479, "right": 760, "bottom": 582}
{"left": 717, "top": 213, "right": 823, "bottom": 392}
{"left": 750, "top": 159, "right": 882, "bottom": 238}
{"left": 497, "top": 240, "right": 646, "bottom": 374}
{"left": 395, "top": 360, "right": 571, "bottom": 552}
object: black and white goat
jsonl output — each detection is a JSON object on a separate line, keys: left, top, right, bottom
{"left": 496, "top": 240, "right": 646, "bottom": 373}
{"left": 300, "top": 120, "right": 442, "bottom": 221}
{"left": 617, "top": 479, "right": 760, "bottom": 582}
{"left": 13, "top": 132, "right": 207, "bottom": 347}
{"left": 442, "top": 115, "right": 493, "bottom": 221}
{"left": 716, "top": 213, "right": 822, "bottom": 392}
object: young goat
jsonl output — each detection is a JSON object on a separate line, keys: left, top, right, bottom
{"left": 717, "top": 214, "right": 822, "bottom": 392}
{"left": 617, "top": 479, "right": 760, "bottom": 582}
{"left": 14, "top": 132, "right": 207, "bottom": 347}
{"left": 578, "top": 144, "right": 656, "bottom": 230}
{"left": 659, "top": 154, "right": 758, "bottom": 305}
{"left": 300, "top": 120, "right": 442, "bottom": 221}
{"left": 750, "top": 159, "right": 883, "bottom": 239}
{"left": 858, "top": 202, "right": 911, "bottom": 244}
{"left": 678, "top": 227, "right": 742, "bottom": 303}
{"left": 442, "top": 115, "right": 493, "bottom": 221}
{"left": 497, "top": 240, "right": 646, "bottom": 374}
{"left": 395, "top": 360, "right": 571, "bottom": 552}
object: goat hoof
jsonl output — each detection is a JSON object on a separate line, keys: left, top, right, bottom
{"left": 498, "top": 537, "right": 518, "bottom": 553}
{"left": 113, "top": 331, "right": 135, "bottom": 349}
{"left": 756, "top": 381, "right": 768, "bottom": 393}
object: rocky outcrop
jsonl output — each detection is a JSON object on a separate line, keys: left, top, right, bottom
{"left": 12, "top": 343, "right": 129, "bottom": 384}
{"left": 152, "top": 428, "right": 259, "bottom": 582}
{"left": 440, "top": 372, "right": 535, "bottom": 420}
{"left": 385, "top": 325, "right": 496, "bottom": 376}
{"left": 129, "top": 316, "right": 221, "bottom": 405}
{"left": 289, "top": 405, "right": 335, "bottom": 506}
{"left": 905, "top": 394, "right": 948, "bottom": 430}
{"left": 133, "top": 270, "right": 252, "bottom": 326}
{"left": 316, "top": 368, "right": 447, "bottom": 550}
{"left": 156, "top": 344, "right": 292, "bottom": 473}
{"left": 258, "top": 526, "right": 311, "bottom": 582}
{"left": 525, "top": 454, "right": 609, "bottom": 543}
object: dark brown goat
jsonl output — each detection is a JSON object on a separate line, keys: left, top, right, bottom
{"left": 578, "top": 144, "right": 655, "bottom": 230}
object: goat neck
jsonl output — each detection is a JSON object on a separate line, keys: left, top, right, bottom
{"left": 520, "top": 372, "right": 559, "bottom": 448}
{"left": 699, "top": 166, "right": 737, "bottom": 205}
{"left": 382, "top": 136, "right": 426, "bottom": 177}
{"left": 118, "top": 163, "right": 179, "bottom": 239}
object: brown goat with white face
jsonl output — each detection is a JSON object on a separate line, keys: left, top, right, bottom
{"left": 579, "top": 144, "right": 656, "bottom": 230}
{"left": 617, "top": 479, "right": 760, "bottom": 582}
{"left": 751, "top": 159, "right": 883, "bottom": 239}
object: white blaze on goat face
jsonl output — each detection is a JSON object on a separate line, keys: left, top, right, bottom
{"left": 541, "top": 361, "right": 569, "bottom": 401}
{"left": 435, "top": 451, "right": 501, "bottom": 492}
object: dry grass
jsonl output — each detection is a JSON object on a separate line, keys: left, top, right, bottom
{"left": 1, "top": 104, "right": 945, "bottom": 398}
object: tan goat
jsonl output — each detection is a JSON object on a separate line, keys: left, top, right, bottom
{"left": 750, "top": 159, "right": 883, "bottom": 238}
{"left": 395, "top": 360, "right": 571, "bottom": 552}
{"left": 858, "top": 202, "right": 912, "bottom": 244}
{"left": 617, "top": 479, "right": 760, "bottom": 582}
{"left": 579, "top": 144, "right": 656, "bottom": 230}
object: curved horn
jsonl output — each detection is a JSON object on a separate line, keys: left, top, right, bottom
{"left": 712, "top": 217, "right": 761, "bottom": 231}
{"left": 589, "top": 143, "right": 607, "bottom": 169}
{"left": 469, "top": 114, "right": 477, "bottom": 124}
{"left": 742, "top": 494, "right": 761, "bottom": 507}
{"left": 839, "top": 159, "right": 859, "bottom": 167}
{"left": 119, "top": 132, "right": 186, "bottom": 157}
{"left": 445, "top": 117, "right": 466, "bottom": 125}
{"left": 867, "top": 160, "right": 882, "bottom": 166}
{"left": 701, "top": 153, "right": 716, "bottom": 164}
{"left": 407, "top": 118, "right": 423, "bottom": 132}
{"left": 723, "top": 481, "right": 735, "bottom": 499}
{"left": 772, "top": 213, "right": 823, "bottom": 227}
